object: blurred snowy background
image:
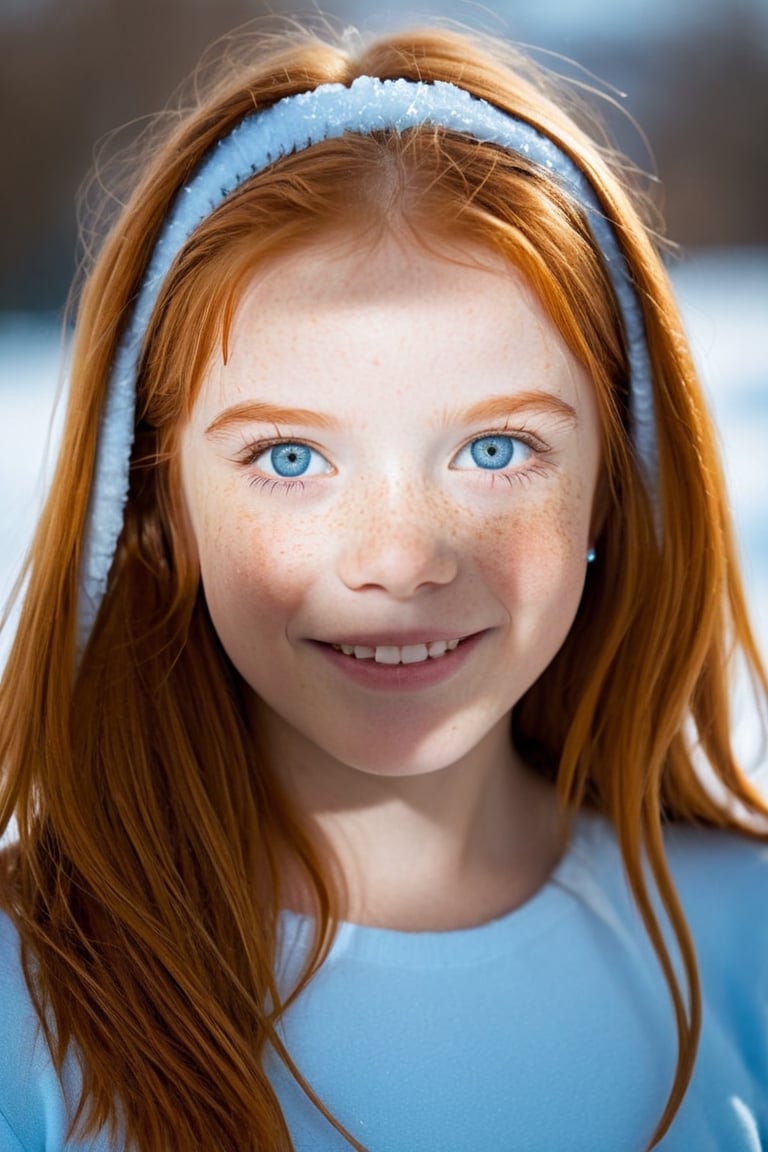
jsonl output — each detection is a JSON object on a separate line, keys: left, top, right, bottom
{"left": 1, "top": 0, "right": 766, "bottom": 784}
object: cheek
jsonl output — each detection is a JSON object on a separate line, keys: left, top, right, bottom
{"left": 475, "top": 484, "right": 589, "bottom": 637}
{"left": 482, "top": 482, "right": 586, "bottom": 573}
{"left": 195, "top": 495, "right": 320, "bottom": 628}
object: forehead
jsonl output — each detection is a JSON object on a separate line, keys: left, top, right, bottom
{"left": 191, "top": 230, "right": 588, "bottom": 419}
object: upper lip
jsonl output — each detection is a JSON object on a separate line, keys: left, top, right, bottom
{"left": 316, "top": 630, "right": 481, "bottom": 647}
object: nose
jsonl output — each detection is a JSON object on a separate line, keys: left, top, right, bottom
{"left": 336, "top": 479, "right": 459, "bottom": 598}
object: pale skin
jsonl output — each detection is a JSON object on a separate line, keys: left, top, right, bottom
{"left": 180, "top": 230, "right": 603, "bottom": 931}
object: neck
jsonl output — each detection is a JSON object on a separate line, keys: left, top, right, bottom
{"left": 260, "top": 710, "right": 567, "bottom": 931}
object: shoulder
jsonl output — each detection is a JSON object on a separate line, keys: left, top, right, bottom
{"left": 0, "top": 910, "right": 71, "bottom": 1151}
{"left": 659, "top": 824, "right": 768, "bottom": 1119}
{"left": 571, "top": 810, "right": 768, "bottom": 906}
{"left": 662, "top": 820, "right": 768, "bottom": 922}
{"left": 662, "top": 821, "right": 768, "bottom": 981}
{"left": 567, "top": 812, "right": 768, "bottom": 945}
{"left": 572, "top": 812, "right": 768, "bottom": 994}
{"left": 0, "top": 908, "right": 38, "bottom": 1054}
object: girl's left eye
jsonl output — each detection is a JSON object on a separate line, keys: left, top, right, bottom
{"left": 452, "top": 434, "right": 534, "bottom": 471}
{"left": 252, "top": 441, "right": 332, "bottom": 479}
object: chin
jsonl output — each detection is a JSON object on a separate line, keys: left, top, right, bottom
{"left": 315, "top": 717, "right": 510, "bottom": 782}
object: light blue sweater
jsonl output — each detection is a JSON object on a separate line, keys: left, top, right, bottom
{"left": 1, "top": 813, "right": 767, "bottom": 1150}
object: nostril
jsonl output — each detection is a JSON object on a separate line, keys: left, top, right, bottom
{"left": 337, "top": 534, "right": 459, "bottom": 597}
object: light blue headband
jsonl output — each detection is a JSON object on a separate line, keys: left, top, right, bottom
{"left": 76, "top": 75, "right": 655, "bottom": 654}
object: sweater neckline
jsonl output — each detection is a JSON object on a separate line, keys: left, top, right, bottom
{"left": 277, "top": 811, "right": 606, "bottom": 969}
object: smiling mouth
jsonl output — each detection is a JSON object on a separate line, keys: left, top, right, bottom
{"left": 330, "top": 639, "right": 461, "bottom": 665}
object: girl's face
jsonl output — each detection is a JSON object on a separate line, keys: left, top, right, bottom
{"left": 180, "top": 232, "right": 602, "bottom": 779}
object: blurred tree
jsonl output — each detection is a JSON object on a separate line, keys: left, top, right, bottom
{"left": 648, "top": 3, "right": 768, "bottom": 248}
{"left": 0, "top": 0, "right": 289, "bottom": 309}
{"left": 0, "top": 0, "right": 766, "bottom": 310}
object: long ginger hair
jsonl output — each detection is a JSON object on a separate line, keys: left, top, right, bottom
{"left": 1, "top": 21, "right": 767, "bottom": 1152}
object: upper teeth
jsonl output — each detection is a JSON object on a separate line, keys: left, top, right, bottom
{"left": 333, "top": 639, "right": 461, "bottom": 664}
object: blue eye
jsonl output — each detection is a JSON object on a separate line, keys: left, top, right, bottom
{"left": 269, "top": 443, "right": 312, "bottom": 477}
{"left": 252, "top": 441, "right": 332, "bottom": 480}
{"left": 454, "top": 434, "right": 532, "bottom": 471}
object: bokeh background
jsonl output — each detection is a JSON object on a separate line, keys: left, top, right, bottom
{"left": 2, "top": 0, "right": 768, "bottom": 309}
{"left": 1, "top": 0, "right": 766, "bottom": 773}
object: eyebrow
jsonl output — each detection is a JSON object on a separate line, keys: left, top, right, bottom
{"left": 451, "top": 391, "right": 577, "bottom": 426}
{"left": 205, "top": 401, "right": 341, "bottom": 438}
{"left": 204, "top": 390, "right": 577, "bottom": 439}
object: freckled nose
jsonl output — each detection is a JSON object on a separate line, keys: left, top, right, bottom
{"left": 336, "top": 484, "right": 458, "bottom": 597}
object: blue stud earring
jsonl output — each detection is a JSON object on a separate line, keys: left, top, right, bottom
{"left": 586, "top": 546, "right": 597, "bottom": 564}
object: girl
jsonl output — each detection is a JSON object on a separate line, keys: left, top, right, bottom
{"left": 1, "top": 19, "right": 766, "bottom": 1152}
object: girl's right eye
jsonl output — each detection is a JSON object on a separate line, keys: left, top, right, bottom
{"left": 250, "top": 441, "right": 332, "bottom": 480}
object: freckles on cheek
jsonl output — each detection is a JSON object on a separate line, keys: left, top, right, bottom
{"left": 478, "top": 490, "right": 586, "bottom": 603}
{"left": 200, "top": 506, "right": 317, "bottom": 616}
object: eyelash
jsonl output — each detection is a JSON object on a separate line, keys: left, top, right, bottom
{"left": 235, "top": 428, "right": 551, "bottom": 491}
{"left": 247, "top": 474, "right": 308, "bottom": 495}
{"left": 451, "top": 429, "right": 549, "bottom": 485}
{"left": 236, "top": 437, "right": 329, "bottom": 494}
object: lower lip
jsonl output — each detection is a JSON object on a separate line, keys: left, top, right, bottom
{"left": 313, "top": 633, "right": 485, "bottom": 692}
